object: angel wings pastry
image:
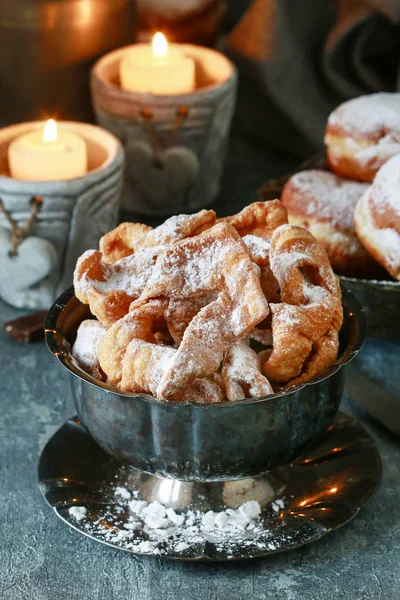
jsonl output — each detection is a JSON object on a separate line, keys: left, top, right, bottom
{"left": 73, "top": 200, "right": 343, "bottom": 403}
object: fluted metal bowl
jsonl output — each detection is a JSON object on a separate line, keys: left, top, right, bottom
{"left": 45, "top": 287, "right": 365, "bottom": 482}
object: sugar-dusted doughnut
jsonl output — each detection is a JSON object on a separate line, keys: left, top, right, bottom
{"left": 281, "top": 170, "right": 383, "bottom": 277}
{"left": 354, "top": 153, "right": 400, "bottom": 280}
{"left": 325, "top": 93, "right": 400, "bottom": 182}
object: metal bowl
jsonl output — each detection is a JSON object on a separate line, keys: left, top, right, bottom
{"left": 45, "top": 287, "right": 366, "bottom": 482}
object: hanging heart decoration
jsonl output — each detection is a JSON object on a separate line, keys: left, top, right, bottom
{"left": 126, "top": 140, "right": 199, "bottom": 212}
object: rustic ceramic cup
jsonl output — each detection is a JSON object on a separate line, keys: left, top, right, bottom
{"left": 0, "top": 121, "right": 124, "bottom": 310}
{"left": 91, "top": 44, "right": 237, "bottom": 216}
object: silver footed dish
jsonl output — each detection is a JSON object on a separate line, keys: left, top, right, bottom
{"left": 45, "top": 286, "right": 366, "bottom": 482}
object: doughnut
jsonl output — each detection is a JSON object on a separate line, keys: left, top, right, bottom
{"left": 281, "top": 170, "right": 383, "bottom": 277}
{"left": 354, "top": 153, "right": 400, "bottom": 280}
{"left": 325, "top": 93, "right": 400, "bottom": 182}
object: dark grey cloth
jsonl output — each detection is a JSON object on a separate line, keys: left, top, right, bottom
{"left": 223, "top": 0, "right": 400, "bottom": 157}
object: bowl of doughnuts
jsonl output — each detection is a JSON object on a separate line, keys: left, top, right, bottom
{"left": 260, "top": 92, "right": 400, "bottom": 336}
{"left": 45, "top": 201, "right": 365, "bottom": 481}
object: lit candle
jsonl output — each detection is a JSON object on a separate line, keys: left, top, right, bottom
{"left": 8, "top": 119, "right": 88, "bottom": 181}
{"left": 120, "top": 32, "right": 195, "bottom": 95}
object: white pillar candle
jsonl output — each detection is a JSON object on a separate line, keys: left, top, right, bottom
{"left": 8, "top": 119, "right": 87, "bottom": 181}
{"left": 120, "top": 32, "right": 195, "bottom": 95}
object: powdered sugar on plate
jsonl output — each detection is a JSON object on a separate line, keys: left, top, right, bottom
{"left": 69, "top": 506, "right": 87, "bottom": 521}
{"left": 66, "top": 475, "right": 290, "bottom": 559}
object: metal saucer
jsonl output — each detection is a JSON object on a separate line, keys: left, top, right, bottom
{"left": 38, "top": 411, "right": 381, "bottom": 561}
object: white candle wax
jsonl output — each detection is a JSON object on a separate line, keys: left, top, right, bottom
{"left": 120, "top": 33, "right": 195, "bottom": 95}
{"left": 8, "top": 120, "right": 87, "bottom": 181}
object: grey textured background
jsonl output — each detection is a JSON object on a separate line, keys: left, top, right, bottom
{"left": 1, "top": 136, "right": 400, "bottom": 600}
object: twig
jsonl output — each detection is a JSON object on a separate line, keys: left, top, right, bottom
{"left": 0, "top": 196, "right": 43, "bottom": 256}
{"left": 140, "top": 106, "right": 189, "bottom": 165}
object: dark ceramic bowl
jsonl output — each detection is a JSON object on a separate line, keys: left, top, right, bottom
{"left": 45, "top": 287, "right": 366, "bottom": 482}
{"left": 339, "top": 276, "right": 400, "bottom": 339}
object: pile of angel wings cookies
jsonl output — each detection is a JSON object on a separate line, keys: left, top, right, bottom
{"left": 72, "top": 200, "right": 343, "bottom": 403}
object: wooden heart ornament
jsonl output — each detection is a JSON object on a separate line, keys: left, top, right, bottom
{"left": 125, "top": 141, "right": 199, "bottom": 214}
{"left": 0, "top": 228, "right": 58, "bottom": 308}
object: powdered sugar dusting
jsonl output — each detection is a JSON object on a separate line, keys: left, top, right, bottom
{"left": 285, "top": 170, "right": 368, "bottom": 231}
{"left": 271, "top": 249, "right": 309, "bottom": 283}
{"left": 222, "top": 341, "right": 274, "bottom": 400}
{"left": 67, "top": 476, "right": 290, "bottom": 558}
{"left": 94, "top": 247, "right": 160, "bottom": 297}
{"left": 370, "top": 153, "right": 400, "bottom": 218}
{"left": 243, "top": 234, "right": 270, "bottom": 262}
{"left": 302, "top": 283, "right": 328, "bottom": 304}
{"left": 147, "top": 238, "right": 229, "bottom": 297}
{"left": 142, "top": 211, "right": 213, "bottom": 248}
{"left": 74, "top": 246, "right": 161, "bottom": 302}
{"left": 356, "top": 134, "right": 400, "bottom": 168}
{"left": 72, "top": 320, "right": 106, "bottom": 374}
{"left": 358, "top": 191, "right": 400, "bottom": 273}
{"left": 69, "top": 506, "right": 87, "bottom": 521}
{"left": 328, "top": 93, "right": 400, "bottom": 138}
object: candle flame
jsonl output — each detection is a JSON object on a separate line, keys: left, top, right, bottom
{"left": 152, "top": 32, "right": 168, "bottom": 58}
{"left": 43, "top": 119, "right": 57, "bottom": 144}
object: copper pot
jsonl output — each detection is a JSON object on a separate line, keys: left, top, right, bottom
{"left": 0, "top": 0, "right": 136, "bottom": 125}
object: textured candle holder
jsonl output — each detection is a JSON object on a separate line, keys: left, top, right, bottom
{"left": 0, "top": 121, "right": 124, "bottom": 310}
{"left": 91, "top": 44, "right": 237, "bottom": 216}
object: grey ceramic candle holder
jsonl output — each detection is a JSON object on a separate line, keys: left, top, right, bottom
{"left": 0, "top": 121, "right": 124, "bottom": 310}
{"left": 91, "top": 44, "right": 237, "bottom": 216}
